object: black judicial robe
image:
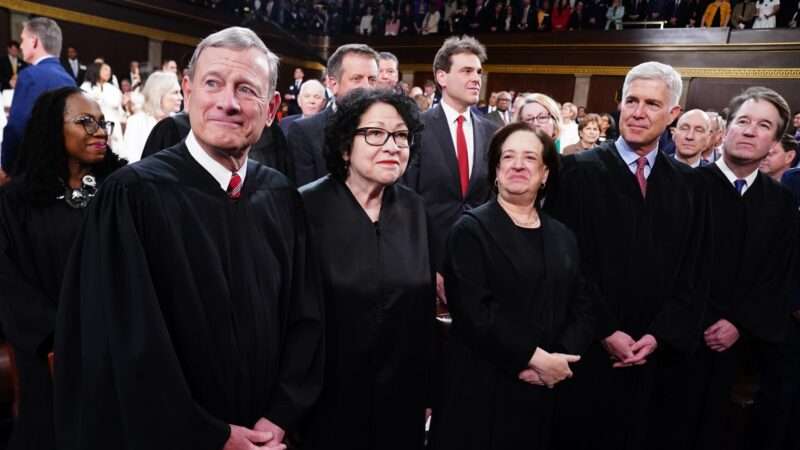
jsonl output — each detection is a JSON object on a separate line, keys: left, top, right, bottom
{"left": 429, "top": 200, "right": 595, "bottom": 450}
{"left": 54, "top": 144, "right": 324, "bottom": 450}
{"left": 546, "top": 140, "right": 708, "bottom": 450}
{"left": 0, "top": 178, "right": 87, "bottom": 450}
{"left": 299, "top": 176, "right": 434, "bottom": 450}
{"left": 679, "top": 165, "right": 799, "bottom": 450}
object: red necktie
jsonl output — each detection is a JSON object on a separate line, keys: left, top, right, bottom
{"left": 227, "top": 172, "right": 242, "bottom": 199}
{"left": 635, "top": 156, "right": 647, "bottom": 198}
{"left": 456, "top": 115, "right": 469, "bottom": 197}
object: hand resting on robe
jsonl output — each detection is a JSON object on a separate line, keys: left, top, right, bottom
{"left": 703, "top": 319, "right": 739, "bottom": 352}
{"left": 521, "top": 348, "right": 581, "bottom": 388}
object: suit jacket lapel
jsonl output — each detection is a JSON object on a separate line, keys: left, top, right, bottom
{"left": 431, "top": 106, "right": 462, "bottom": 189}
{"left": 467, "top": 112, "right": 489, "bottom": 198}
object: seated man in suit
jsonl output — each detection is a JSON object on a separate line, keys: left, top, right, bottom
{"left": 1, "top": 17, "right": 75, "bottom": 176}
{"left": 402, "top": 35, "right": 499, "bottom": 302}
{"left": 279, "top": 79, "right": 326, "bottom": 136}
{"left": 672, "top": 108, "right": 713, "bottom": 168}
{"left": 485, "top": 91, "right": 512, "bottom": 126}
{"left": 287, "top": 44, "right": 379, "bottom": 186}
{"left": 759, "top": 133, "right": 798, "bottom": 181}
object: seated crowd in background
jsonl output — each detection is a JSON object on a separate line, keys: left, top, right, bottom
{"left": 180, "top": 0, "right": 799, "bottom": 36}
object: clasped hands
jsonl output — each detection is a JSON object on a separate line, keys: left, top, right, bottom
{"left": 224, "top": 417, "right": 286, "bottom": 450}
{"left": 602, "top": 331, "right": 657, "bottom": 368}
{"left": 517, "top": 347, "right": 581, "bottom": 389}
{"left": 704, "top": 319, "right": 739, "bottom": 352}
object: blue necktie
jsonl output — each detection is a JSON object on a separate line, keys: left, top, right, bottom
{"left": 734, "top": 179, "right": 747, "bottom": 195}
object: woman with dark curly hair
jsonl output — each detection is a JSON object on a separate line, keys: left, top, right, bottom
{"left": 0, "top": 86, "right": 124, "bottom": 450}
{"left": 429, "top": 122, "right": 594, "bottom": 450}
{"left": 299, "top": 88, "right": 433, "bottom": 450}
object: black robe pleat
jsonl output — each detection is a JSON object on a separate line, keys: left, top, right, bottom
{"left": 299, "top": 176, "right": 434, "bottom": 450}
{"left": 429, "top": 199, "right": 595, "bottom": 450}
{"left": 54, "top": 144, "right": 324, "bottom": 450}
{"left": 546, "top": 141, "right": 708, "bottom": 450}
{"left": 0, "top": 180, "right": 86, "bottom": 450}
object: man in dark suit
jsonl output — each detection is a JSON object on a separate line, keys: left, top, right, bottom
{"left": 402, "top": 36, "right": 499, "bottom": 302}
{"left": 672, "top": 108, "right": 713, "bottom": 168}
{"left": 0, "top": 41, "right": 25, "bottom": 90}
{"left": 287, "top": 44, "right": 379, "bottom": 186}
{"left": 61, "top": 46, "right": 86, "bottom": 84}
{"left": 485, "top": 91, "right": 512, "bottom": 126}
{"left": 279, "top": 79, "right": 326, "bottom": 136}
{"left": 284, "top": 67, "right": 304, "bottom": 116}
{"left": 1, "top": 17, "right": 75, "bottom": 174}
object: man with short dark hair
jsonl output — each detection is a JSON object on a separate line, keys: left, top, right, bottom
{"left": 760, "top": 133, "right": 798, "bottom": 181}
{"left": 485, "top": 90, "right": 512, "bottom": 125}
{"left": 161, "top": 59, "right": 178, "bottom": 74}
{"left": 284, "top": 67, "right": 304, "bottom": 115}
{"left": 689, "top": 86, "right": 799, "bottom": 450}
{"left": 1, "top": 17, "right": 74, "bottom": 175}
{"left": 403, "top": 35, "right": 499, "bottom": 302}
{"left": 287, "top": 43, "right": 379, "bottom": 185}
{"left": 548, "top": 61, "right": 707, "bottom": 450}
{"left": 0, "top": 41, "right": 25, "bottom": 90}
{"left": 61, "top": 46, "right": 85, "bottom": 84}
{"left": 55, "top": 26, "right": 322, "bottom": 450}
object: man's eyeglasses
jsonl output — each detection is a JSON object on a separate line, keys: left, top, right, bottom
{"left": 67, "top": 116, "right": 115, "bottom": 136}
{"left": 355, "top": 127, "right": 412, "bottom": 148}
{"left": 522, "top": 114, "right": 554, "bottom": 125}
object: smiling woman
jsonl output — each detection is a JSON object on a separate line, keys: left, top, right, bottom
{"left": 0, "top": 86, "right": 125, "bottom": 450}
{"left": 299, "top": 88, "right": 433, "bottom": 450}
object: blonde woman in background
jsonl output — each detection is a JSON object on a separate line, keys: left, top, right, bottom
{"left": 514, "top": 93, "right": 564, "bottom": 151}
{"left": 123, "top": 71, "right": 182, "bottom": 162}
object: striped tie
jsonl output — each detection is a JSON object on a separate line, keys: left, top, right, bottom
{"left": 227, "top": 172, "right": 242, "bottom": 199}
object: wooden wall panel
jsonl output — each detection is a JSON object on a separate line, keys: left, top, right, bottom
{"left": 587, "top": 76, "right": 624, "bottom": 114}
{"left": 685, "top": 78, "right": 800, "bottom": 115}
{"left": 486, "top": 73, "right": 575, "bottom": 104}
{"left": 58, "top": 20, "right": 149, "bottom": 82}
{"left": 412, "top": 71, "right": 435, "bottom": 87}
{"left": 0, "top": 8, "right": 10, "bottom": 46}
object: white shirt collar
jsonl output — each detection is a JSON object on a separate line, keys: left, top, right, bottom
{"left": 440, "top": 98, "right": 472, "bottom": 125}
{"left": 33, "top": 54, "right": 54, "bottom": 66}
{"left": 715, "top": 157, "right": 758, "bottom": 195}
{"left": 185, "top": 131, "right": 248, "bottom": 192}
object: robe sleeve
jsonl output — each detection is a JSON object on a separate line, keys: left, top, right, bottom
{"left": 54, "top": 175, "right": 230, "bottom": 450}
{"left": 443, "top": 217, "right": 540, "bottom": 374}
{"left": 0, "top": 198, "right": 56, "bottom": 355}
{"left": 287, "top": 121, "right": 318, "bottom": 187}
{"left": 557, "top": 243, "right": 597, "bottom": 355}
{"left": 647, "top": 173, "right": 709, "bottom": 353}
{"left": 264, "top": 190, "right": 324, "bottom": 430}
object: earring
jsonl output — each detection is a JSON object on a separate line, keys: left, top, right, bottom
{"left": 540, "top": 181, "right": 546, "bottom": 190}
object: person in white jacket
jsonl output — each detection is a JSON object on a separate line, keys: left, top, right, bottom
{"left": 122, "top": 70, "right": 182, "bottom": 162}
{"left": 81, "top": 62, "right": 125, "bottom": 152}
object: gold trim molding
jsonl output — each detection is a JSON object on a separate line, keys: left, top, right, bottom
{"left": 401, "top": 63, "right": 800, "bottom": 79}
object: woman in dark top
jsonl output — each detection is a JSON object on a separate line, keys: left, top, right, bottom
{"left": 299, "top": 88, "right": 433, "bottom": 450}
{"left": 429, "top": 122, "right": 595, "bottom": 450}
{"left": 0, "top": 86, "right": 124, "bottom": 450}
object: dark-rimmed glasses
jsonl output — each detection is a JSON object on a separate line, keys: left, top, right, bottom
{"left": 355, "top": 127, "right": 412, "bottom": 148}
{"left": 67, "top": 115, "right": 115, "bottom": 136}
{"left": 521, "top": 114, "right": 554, "bottom": 125}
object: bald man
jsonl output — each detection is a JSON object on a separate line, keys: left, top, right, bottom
{"left": 280, "top": 79, "right": 326, "bottom": 136}
{"left": 672, "top": 109, "right": 713, "bottom": 168}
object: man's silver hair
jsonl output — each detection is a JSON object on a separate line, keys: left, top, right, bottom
{"left": 622, "top": 61, "right": 683, "bottom": 108}
{"left": 187, "top": 27, "right": 279, "bottom": 97}
{"left": 23, "top": 17, "right": 62, "bottom": 57}
{"left": 299, "top": 79, "right": 325, "bottom": 96}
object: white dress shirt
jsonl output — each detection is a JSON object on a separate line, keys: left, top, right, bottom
{"left": 715, "top": 157, "right": 758, "bottom": 195}
{"left": 186, "top": 131, "right": 248, "bottom": 192}
{"left": 440, "top": 99, "right": 476, "bottom": 175}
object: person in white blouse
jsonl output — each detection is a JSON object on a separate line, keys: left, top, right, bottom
{"left": 359, "top": 7, "right": 374, "bottom": 35}
{"left": 605, "top": 0, "right": 625, "bottom": 29}
{"left": 81, "top": 62, "right": 125, "bottom": 154}
{"left": 753, "top": 0, "right": 779, "bottom": 27}
{"left": 122, "top": 71, "right": 182, "bottom": 163}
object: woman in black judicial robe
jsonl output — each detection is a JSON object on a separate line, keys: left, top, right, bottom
{"left": 0, "top": 86, "right": 125, "bottom": 450}
{"left": 299, "top": 89, "right": 434, "bottom": 450}
{"left": 429, "top": 123, "right": 595, "bottom": 450}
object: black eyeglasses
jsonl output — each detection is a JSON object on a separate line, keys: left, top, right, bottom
{"left": 522, "top": 114, "right": 553, "bottom": 125}
{"left": 67, "top": 116, "right": 115, "bottom": 136}
{"left": 355, "top": 127, "right": 412, "bottom": 148}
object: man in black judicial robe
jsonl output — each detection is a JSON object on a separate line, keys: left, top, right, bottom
{"left": 54, "top": 27, "right": 323, "bottom": 450}
{"left": 684, "top": 87, "right": 799, "bottom": 450}
{"left": 546, "top": 62, "right": 707, "bottom": 450}
{"left": 140, "top": 111, "right": 296, "bottom": 183}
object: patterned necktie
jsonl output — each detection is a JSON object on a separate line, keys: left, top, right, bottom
{"left": 635, "top": 156, "right": 648, "bottom": 197}
{"left": 227, "top": 172, "right": 242, "bottom": 199}
{"left": 734, "top": 179, "right": 747, "bottom": 196}
{"left": 456, "top": 115, "right": 469, "bottom": 197}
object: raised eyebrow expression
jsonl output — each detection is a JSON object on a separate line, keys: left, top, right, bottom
{"left": 202, "top": 70, "right": 264, "bottom": 95}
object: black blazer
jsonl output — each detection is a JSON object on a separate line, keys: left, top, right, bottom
{"left": 403, "top": 104, "right": 500, "bottom": 270}
{"left": 0, "top": 55, "right": 25, "bottom": 90}
{"left": 287, "top": 106, "right": 333, "bottom": 187}
{"left": 285, "top": 78, "right": 303, "bottom": 115}
{"left": 61, "top": 59, "right": 85, "bottom": 84}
